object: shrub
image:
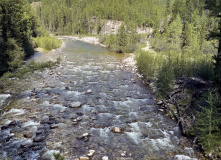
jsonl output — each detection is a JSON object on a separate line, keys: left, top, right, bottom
{"left": 136, "top": 49, "right": 214, "bottom": 97}
{"left": 33, "top": 36, "right": 62, "bottom": 51}
{"left": 156, "top": 60, "right": 175, "bottom": 97}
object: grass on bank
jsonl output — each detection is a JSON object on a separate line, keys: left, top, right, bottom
{"left": 32, "top": 35, "right": 62, "bottom": 51}
{"left": 0, "top": 58, "right": 61, "bottom": 85}
{"left": 137, "top": 50, "right": 214, "bottom": 81}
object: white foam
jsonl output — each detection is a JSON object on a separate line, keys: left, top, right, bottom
{"left": 145, "top": 122, "right": 153, "bottom": 128}
{"left": 125, "top": 122, "right": 143, "bottom": 144}
{"left": 2, "top": 119, "right": 12, "bottom": 126}
{"left": 66, "top": 91, "right": 82, "bottom": 96}
{"left": 12, "top": 138, "right": 32, "bottom": 146}
{"left": 128, "top": 112, "right": 138, "bottom": 118}
{"left": 125, "top": 132, "right": 142, "bottom": 144}
{"left": 0, "top": 94, "right": 11, "bottom": 106}
{"left": 82, "top": 105, "right": 92, "bottom": 113}
{"left": 174, "top": 155, "right": 198, "bottom": 160}
{"left": 3, "top": 109, "right": 25, "bottom": 116}
{"left": 129, "top": 122, "right": 140, "bottom": 132}
{"left": 53, "top": 104, "right": 67, "bottom": 110}
{"left": 22, "top": 121, "right": 40, "bottom": 128}
{"left": 99, "top": 128, "right": 110, "bottom": 142}
{"left": 42, "top": 101, "right": 50, "bottom": 106}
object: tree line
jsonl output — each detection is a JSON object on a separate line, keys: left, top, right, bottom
{"left": 0, "top": 0, "right": 62, "bottom": 76}
{"left": 0, "top": 0, "right": 37, "bottom": 75}
{"left": 37, "top": 0, "right": 165, "bottom": 35}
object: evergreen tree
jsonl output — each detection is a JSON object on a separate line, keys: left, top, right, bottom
{"left": 205, "top": 0, "right": 221, "bottom": 94}
{"left": 195, "top": 92, "right": 221, "bottom": 154}
{"left": 166, "top": 14, "right": 183, "bottom": 52}
{"left": 0, "top": 0, "right": 36, "bottom": 74}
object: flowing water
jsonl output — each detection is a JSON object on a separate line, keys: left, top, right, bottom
{"left": 0, "top": 37, "right": 202, "bottom": 160}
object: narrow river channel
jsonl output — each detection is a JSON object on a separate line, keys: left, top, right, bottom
{"left": 0, "top": 37, "right": 201, "bottom": 160}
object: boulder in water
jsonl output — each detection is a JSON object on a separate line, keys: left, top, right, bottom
{"left": 69, "top": 102, "right": 82, "bottom": 108}
{"left": 79, "top": 156, "right": 89, "bottom": 160}
{"left": 24, "top": 133, "right": 32, "bottom": 138}
{"left": 87, "top": 150, "right": 95, "bottom": 157}
{"left": 86, "top": 89, "right": 92, "bottom": 94}
{"left": 112, "top": 127, "right": 124, "bottom": 133}
{"left": 50, "top": 124, "right": 59, "bottom": 129}
{"left": 102, "top": 156, "right": 109, "bottom": 160}
{"left": 33, "top": 135, "right": 46, "bottom": 142}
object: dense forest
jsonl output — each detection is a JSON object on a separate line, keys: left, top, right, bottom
{"left": 0, "top": 0, "right": 61, "bottom": 76}
{"left": 38, "top": 0, "right": 165, "bottom": 35}
{"left": 0, "top": 0, "right": 221, "bottom": 158}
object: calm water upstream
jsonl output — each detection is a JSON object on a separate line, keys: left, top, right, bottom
{"left": 0, "top": 37, "right": 202, "bottom": 160}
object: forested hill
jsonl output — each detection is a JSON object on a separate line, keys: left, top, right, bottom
{"left": 34, "top": 0, "right": 165, "bottom": 35}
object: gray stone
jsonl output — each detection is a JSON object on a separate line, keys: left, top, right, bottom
{"left": 50, "top": 124, "right": 59, "bottom": 129}
{"left": 69, "top": 102, "right": 82, "bottom": 108}
{"left": 102, "top": 156, "right": 109, "bottom": 160}
{"left": 79, "top": 156, "right": 89, "bottom": 160}
{"left": 33, "top": 136, "right": 46, "bottom": 142}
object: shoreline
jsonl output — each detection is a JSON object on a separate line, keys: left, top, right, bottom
{"left": 62, "top": 36, "right": 107, "bottom": 48}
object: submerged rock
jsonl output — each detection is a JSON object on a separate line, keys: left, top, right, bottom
{"left": 33, "top": 135, "right": 46, "bottom": 142}
{"left": 121, "top": 151, "right": 126, "bottom": 157}
{"left": 50, "top": 124, "right": 59, "bottom": 129}
{"left": 102, "top": 156, "right": 109, "bottom": 160}
{"left": 79, "top": 156, "right": 89, "bottom": 160}
{"left": 112, "top": 127, "right": 124, "bottom": 133}
{"left": 86, "top": 89, "right": 92, "bottom": 94}
{"left": 24, "top": 133, "right": 32, "bottom": 138}
{"left": 69, "top": 102, "right": 82, "bottom": 108}
{"left": 87, "top": 150, "right": 95, "bottom": 157}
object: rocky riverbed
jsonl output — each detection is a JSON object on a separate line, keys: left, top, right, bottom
{"left": 0, "top": 37, "right": 203, "bottom": 160}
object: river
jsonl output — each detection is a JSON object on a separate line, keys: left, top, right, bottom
{"left": 0, "top": 37, "right": 202, "bottom": 160}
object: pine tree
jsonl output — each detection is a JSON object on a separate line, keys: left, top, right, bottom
{"left": 205, "top": 0, "right": 221, "bottom": 94}
{"left": 166, "top": 14, "right": 183, "bottom": 52}
{"left": 195, "top": 92, "right": 221, "bottom": 154}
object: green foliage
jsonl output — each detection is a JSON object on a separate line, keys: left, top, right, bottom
{"left": 0, "top": 0, "right": 37, "bottom": 75}
{"left": 33, "top": 35, "right": 62, "bottom": 51}
{"left": 37, "top": 0, "right": 165, "bottom": 35}
{"left": 156, "top": 59, "right": 175, "bottom": 97}
{"left": 137, "top": 50, "right": 214, "bottom": 95}
{"left": 195, "top": 91, "right": 221, "bottom": 155}
{"left": 136, "top": 50, "right": 162, "bottom": 81}
{"left": 100, "top": 23, "right": 139, "bottom": 53}
{"left": 53, "top": 153, "right": 65, "bottom": 160}
{"left": 213, "top": 54, "right": 221, "bottom": 94}
{"left": 166, "top": 14, "right": 183, "bottom": 51}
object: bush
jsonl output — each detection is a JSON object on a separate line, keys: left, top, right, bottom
{"left": 150, "top": 38, "right": 167, "bottom": 52}
{"left": 156, "top": 60, "right": 175, "bottom": 97}
{"left": 136, "top": 50, "right": 163, "bottom": 81}
{"left": 136, "top": 49, "right": 214, "bottom": 97}
{"left": 33, "top": 36, "right": 62, "bottom": 51}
